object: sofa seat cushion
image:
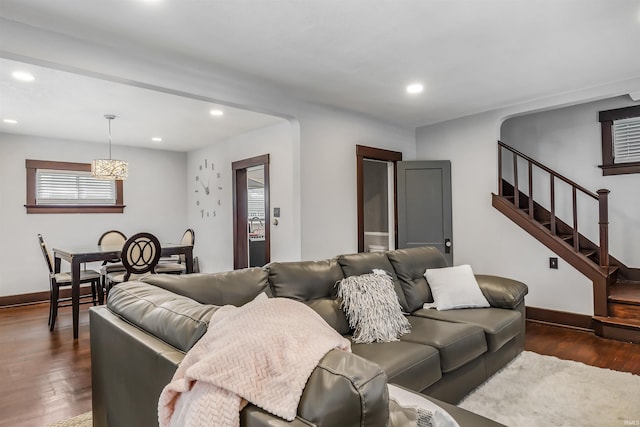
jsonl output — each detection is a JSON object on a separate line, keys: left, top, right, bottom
{"left": 412, "top": 307, "right": 521, "bottom": 352}
{"left": 400, "top": 316, "right": 487, "bottom": 373}
{"left": 350, "top": 340, "right": 441, "bottom": 392}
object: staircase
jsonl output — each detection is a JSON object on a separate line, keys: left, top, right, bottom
{"left": 492, "top": 141, "right": 640, "bottom": 343}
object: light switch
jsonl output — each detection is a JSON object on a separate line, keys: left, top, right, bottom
{"left": 274, "top": 207, "right": 280, "bottom": 217}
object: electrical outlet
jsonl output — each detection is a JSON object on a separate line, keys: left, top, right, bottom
{"left": 549, "top": 257, "right": 558, "bottom": 269}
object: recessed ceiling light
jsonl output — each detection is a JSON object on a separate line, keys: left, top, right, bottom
{"left": 210, "top": 109, "right": 224, "bottom": 117}
{"left": 12, "top": 71, "right": 35, "bottom": 82}
{"left": 151, "top": 137, "right": 163, "bottom": 142}
{"left": 3, "top": 118, "right": 18, "bottom": 124}
{"left": 406, "top": 83, "right": 424, "bottom": 94}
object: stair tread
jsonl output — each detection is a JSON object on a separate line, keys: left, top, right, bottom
{"left": 609, "top": 282, "right": 640, "bottom": 305}
{"left": 593, "top": 316, "right": 640, "bottom": 328}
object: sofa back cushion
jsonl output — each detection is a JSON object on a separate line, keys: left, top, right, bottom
{"left": 268, "top": 260, "right": 350, "bottom": 334}
{"left": 336, "top": 252, "right": 409, "bottom": 312}
{"left": 141, "top": 267, "right": 269, "bottom": 306}
{"left": 108, "top": 281, "right": 218, "bottom": 352}
{"left": 268, "top": 259, "right": 344, "bottom": 300}
{"left": 387, "top": 246, "right": 448, "bottom": 312}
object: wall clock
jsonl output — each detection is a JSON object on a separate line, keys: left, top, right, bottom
{"left": 195, "top": 158, "right": 222, "bottom": 219}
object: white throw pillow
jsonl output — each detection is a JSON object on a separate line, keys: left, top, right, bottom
{"left": 423, "top": 265, "right": 490, "bottom": 311}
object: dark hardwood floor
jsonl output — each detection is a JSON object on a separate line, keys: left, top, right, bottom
{"left": 1, "top": 303, "right": 639, "bottom": 427}
{"left": 525, "top": 321, "right": 640, "bottom": 375}
{"left": 0, "top": 303, "right": 91, "bottom": 427}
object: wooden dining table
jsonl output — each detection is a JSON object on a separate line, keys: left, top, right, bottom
{"left": 53, "top": 243, "right": 194, "bottom": 339}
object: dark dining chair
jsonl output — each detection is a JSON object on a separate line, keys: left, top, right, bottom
{"left": 37, "top": 234, "right": 101, "bottom": 331}
{"left": 105, "top": 232, "right": 162, "bottom": 296}
{"left": 155, "top": 228, "right": 195, "bottom": 274}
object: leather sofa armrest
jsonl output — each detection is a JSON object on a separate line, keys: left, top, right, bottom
{"left": 475, "top": 275, "right": 528, "bottom": 309}
{"left": 241, "top": 349, "right": 390, "bottom": 427}
{"left": 108, "top": 282, "right": 219, "bottom": 352}
{"left": 296, "top": 349, "right": 389, "bottom": 427}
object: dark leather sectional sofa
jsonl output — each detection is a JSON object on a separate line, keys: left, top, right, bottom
{"left": 90, "top": 246, "right": 528, "bottom": 427}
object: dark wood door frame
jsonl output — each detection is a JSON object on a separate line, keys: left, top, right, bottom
{"left": 232, "top": 154, "right": 270, "bottom": 269}
{"left": 356, "top": 145, "right": 403, "bottom": 253}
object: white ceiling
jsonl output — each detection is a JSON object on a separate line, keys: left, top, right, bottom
{"left": 0, "top": 57, "right": 285, "bottom": 151}
{"left": 1, "top": 0, "right": 640, "bottom": 150}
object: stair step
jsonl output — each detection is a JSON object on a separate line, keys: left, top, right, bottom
{"left": 594, "top": 316, "right": 640, "bottom": 328}
{"left": 558, "top": 234, "right": 573, "bottom": 242}
{"left": 593, "top": 316, "right": 640, "bottom": 344}
{"left": 609, "top": 281, "right": 640, "bottom": 305}
{"left": 580, "top": 249, "right": 597, "bottom": 258}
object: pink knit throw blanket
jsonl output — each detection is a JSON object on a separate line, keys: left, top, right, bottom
{"left": 158, "top": 297, "right": 351, "bottom": 427}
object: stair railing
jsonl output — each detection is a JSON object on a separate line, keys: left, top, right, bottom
{"left": 497, "top": 141, "right": 610, "bottom": 270}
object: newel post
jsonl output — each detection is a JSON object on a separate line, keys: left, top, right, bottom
{"left": 597, "top": 189, "right": 610, "bottom": 270}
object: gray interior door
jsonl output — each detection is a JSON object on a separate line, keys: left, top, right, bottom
{"left": 397, "top": 160, "right": 453, "bottom": 265}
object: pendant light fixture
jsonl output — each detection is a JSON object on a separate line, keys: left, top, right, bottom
{"left": 91, "top": 114, "right": 128, "bottom": 180}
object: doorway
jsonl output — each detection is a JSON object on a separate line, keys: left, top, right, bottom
{"left": 232, "top": 154, "right": 270, "bottom": 269}
{"left": 356, "top": 145, "right": 402, "bottom": 252}
{"left": 356, "top": 146, "right": 453, "bottom": 263}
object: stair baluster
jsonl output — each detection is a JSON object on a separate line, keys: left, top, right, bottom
{"left": 494, "top": 141, "right": 640, "bottom": 343}
{"left": 496, "top": 141, "right": 609, "bottom": 271}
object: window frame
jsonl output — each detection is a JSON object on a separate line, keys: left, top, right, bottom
{"left": 598, "top": 104, "right": 640, "bottom": 176}
{"left": 25, "top": 159, "right": 125, "bottom": 214}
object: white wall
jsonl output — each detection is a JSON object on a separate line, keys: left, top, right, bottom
{"left": 415, "top": 82, "right": 640, "bottom": 316}
{"left": 298, "top": 105, "right": 416, "bottom": 260}
{"left": 0, "top": 20, "right": 417, "bottom": 268}
{"left": 416, "top": 111, "right": 594, "bottom": 314}
{"left": 501, "top": 96, "right": 640, "bottom": 268}
{"left": 0, "top": 133, "right": 187, "bottom": 297}
{"left": 188, "top": 106, "right": 417, "bottom": 269}
{"left": 187, "top": 120, "right": 300, "bottom": 272}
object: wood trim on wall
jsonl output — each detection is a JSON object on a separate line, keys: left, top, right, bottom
{"left": 232, "top": 154, "right": 270, "bottom": 270}
{"left": 0, "top": 287, "right": 94, "bottom": 308}
{"left": 526, "top": 306, "right": 594, "bottom": 331}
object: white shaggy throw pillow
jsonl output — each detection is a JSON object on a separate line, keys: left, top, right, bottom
{"left": 423, "top": 265, "right": 490, "bottom": 311}
{"left": 337, "top": 271, "right": 411, "bottom": 344}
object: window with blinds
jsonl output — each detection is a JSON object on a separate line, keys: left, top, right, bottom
{"left": 598, "top": 104, "right": 640, "bottom": 176}
{"left": 613, "top": 117, "right": 640, "bottom": 164}
{"left": 25, "top": 159, "right": 125, "bottom": 214}
{"left": 36, "top": 169, "right": 116, "bottom": 205}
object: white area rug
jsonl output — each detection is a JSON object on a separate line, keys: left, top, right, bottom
{"left": 46, "top": 412, "right": 91, "bottom": 427}
{"left": 459, "top": 351, "right": 640, "bottom": 427}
